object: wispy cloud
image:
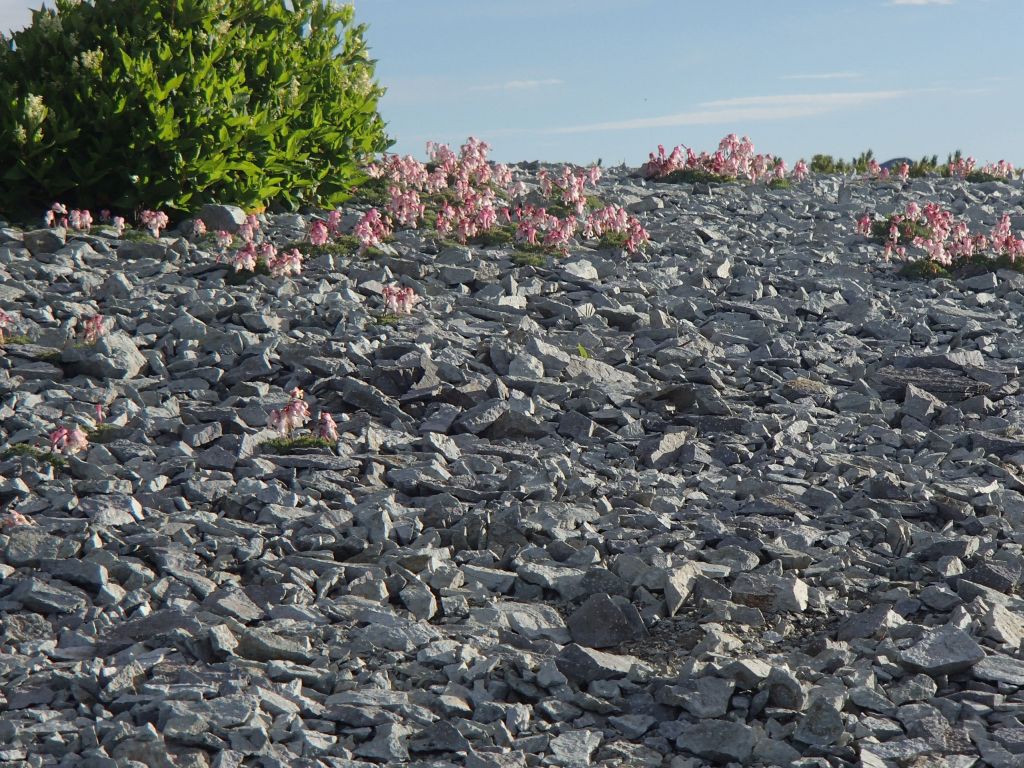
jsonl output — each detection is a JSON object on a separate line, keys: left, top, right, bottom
{"left": 469, "top": 78, "right": 564, "bottom": 93}
{"left": 539, "top": 90, "right": 910, "bottom": 134}
{"left": 889, "top": 0, "right": 954, "bottom": 5}
{"left": 782, "top": 72, "right": 862, "bottom": 81}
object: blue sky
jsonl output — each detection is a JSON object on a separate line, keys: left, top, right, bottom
{"left": 3, "top": 0, "right": 1021, "bottom": 166}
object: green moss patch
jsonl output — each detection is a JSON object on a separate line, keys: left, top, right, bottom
{"left": 262, "top": 435, "right": 335, "bottom": 454}
{"left": 2, "top": 443, "right": 67, "bottom": 469}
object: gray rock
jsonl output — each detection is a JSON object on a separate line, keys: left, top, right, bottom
{"left": 556, "top": 643, "right": 641, "bottom": 683}
{"left": 898, "top": 625, "right": 985, "bottom": 675}
{"left": 675, "top": 720, "right": 755, "bottom": 764}
{"left": 198, "top": 204, "right": 247, "bottom": 232}
{"left": 567, "top": 592, "right": 647, "bottom": 648}
{"left": 793, "top": 697, "right": 845, "bottom": 746}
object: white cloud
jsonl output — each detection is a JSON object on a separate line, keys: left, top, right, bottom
{"left": 782, "top": 72, "right": 862, "bottom": 81}
{"left": 469, "top": 78, "right": 563, "bottom": 93}
{"left": 541, "top": 90, "right": 910, "bottom": 134}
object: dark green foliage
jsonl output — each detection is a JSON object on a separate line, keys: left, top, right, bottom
{"left": 908, "top": 155, "right": 941, "bottom": 177}
{"left": 899, "top": 252, "right": 1024, "bottom": 281}
{"left": 871, "top": 216, "right": 932, "bottom": 244}
{"left": 224, "top": 258, "right": 271, "bottom": 285}
{"left": 810, "top": 149, "right": 875, "bottom": 175}
{"left": 290, "top": 235, "right": 362, "bottom": 258}
{"left": 898, "top": 259, "right": 950, "bottom": 280}
{"left": 767, "top": 178, "right": 791, "bottom": 190}
{"left": 546, "top": 196, "right": 604, "bottom": 219}
{"left": 467, "top": 225, "right": 516, "bottom": 247}
{"left": 262, "top": 434, "right": 334, "bottom": 454}
{"left": 2, "top": 443, "right": 67, "bottom": 469}
{"left": 964, "top": 171, "right": 1005, "bottom": 184}
{"left": 597, "top": 231, "right": 628, "bottom": 250}
{"left": 0, "top": 0, "right": 391, "bottom": 220}
{"left": 657, "top": 168, "right": 736, "bottom": 185}
{"left": 511, "top": 250, "right": 547, "bottom": 267}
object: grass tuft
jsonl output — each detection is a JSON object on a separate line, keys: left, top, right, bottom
{"left": 262, "top": 435, "right": 335, "bottom": 454}
{"left": 3, "top": 443, "right": 67, "bottom": 468}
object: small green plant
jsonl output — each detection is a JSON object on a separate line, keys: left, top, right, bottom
{"left": 3, "top": 443, "right": 67, "bottom": 469}
{"left": 658, "top": 168, "right": 736, "bottom": 185}
{"left": 577, "top": 343, "right": 590, "bottom": 359}
{"left": 224, "top": 259, "right": 272, "bottom": 285}
{"left": 290, "top": 235, "right": 362, "bottom": 259}
{"left": 511, "top": 250, "right": 547, "bottom": 267}
{"left": 898, "top": 259, "right": 951, "bottom": 280}
{"left": 262, "top": 434, "right": 335, "bottom": 454}
{"left": 117, "top": 229, "right": 159, "bottom": 243}
{"left": 597, "top": 231, "right": 629, "bottom": 250}
{"left": 767, "top": 178, "right": 791, "bottom": 190}
{"left": 0, "top": 333, "right": 31, "bottom": 345}
{"left": 871, "top": 217, "right": 932, "bottom": 243}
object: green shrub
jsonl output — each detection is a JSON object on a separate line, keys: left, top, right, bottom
{"left": 0, "top": 0, "right": 391, "bottom": 221}
{"left": 871, "top": 216, "right": 932, "bottom": 244}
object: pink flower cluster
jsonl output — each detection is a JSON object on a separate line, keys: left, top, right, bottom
{"left": 865, "top": 160, "right": 909, "bottom": 182}
{"left": 642, "top": 134, "right": 798, "bottom": 184}
{"left": 387, "top": 186, "right": 425, "bottom": 228}
{"left": 139, "top": 210, "right": 169, "bottom": 237}
{"left": 582, "top": 205, "right": 651, "bottom": 252}
{"left": 221, "top": 214, "right": 301, "bottom": 277}
{"left": 354, "top": 209, "right": 393, "bottom": 254}
{"left": 83, "top": 314, "right": 107, "bottom": 344}
{"left": 538, "top": 165, "right": 601, "bottom": 215}
{"left": 860, "top": 201, "right": 1024, "bottom": 265}
{"left": 0, "top": 509, "right": 33, "bottom": 529}
{"left": 0, "top": 309, "right": 11, "bottom": 343}
{"left": 318, "top": 412, "right": 339, "bottom": 442}
{"left": 50, "top": 425, "right": 89, "bottom": 455}
{"left": 382, "top": 283, "right": 417, "bottom": 315}
{"left": 268, "top": 388, "right": 310, "bottom": 437}
{"left": 948, "top": 156, "right": 1016, "bottom": 179}
{"left": 43, "top": 202, "right": 68, "bottom": 228}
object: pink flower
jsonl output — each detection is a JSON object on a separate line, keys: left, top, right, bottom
{"left": 309, "top": 220, "right": 329, "bottom": 246}
{"left": 0, "top": 309, "right": 11, "bottom": 342}
{"left": 267, "top": 248, "right": 303, "bottom": 278}
{"left": 354, "top": 209, "right": 393, "bottom": 254}
{"left": 49, "top": 426, "right": 70, "bottom": 453}
{"left": 268, "top": 388, "right": 311, "bottom": 437}
{"left": 232, "top": 242, "right": 258, "bottom": 272}
{"left": 215, "top": 230, "right": 233, "bottom": 250}
{"left": 318, "top": 412, "right": 339, "bottom": 442}
{"left": 95, "top": 403, "right": 105, "bottom": 425}
{"left": 382, "top": 283, "right": 417, "bottom": 315}
{"left": 856, "top": 214, "right": 873, "bottom": 236}
{"left": 327, "top": 209, "right": 343, "bottom": 235}
{"left": 897, "top": 162, "right": 910, "bottom": 182}
{"left": 0, "top": 510, "right": 34, "bottom": 528}
{"left": 139, "top": 210, "right": 169, "bottom": 238}
{"left": 66, "top": 427, "right": 89, "bottom": 454}
{"left": 83, "top": 315, "right": 107, "bottom": 344}
{"left": 111, "top": 217, "right": 125, "bottom": 236}
{"left": 192, "top": 219, "right": 207, "bottom": 237}
{"left": 44, "top": 202, "right": 68, "bottom": 228}
{"left": 100, "top": 209, "right": 111, "bottom": 222}
{"left": 793, "top": 160, "right": 809, "bottom": 182}
{"left": 69, "top": 209, "right": 93, "bottom": 231}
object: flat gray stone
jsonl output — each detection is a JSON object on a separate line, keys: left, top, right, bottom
{"left": 899, "top": 625, "right": 985, "bottom": 675}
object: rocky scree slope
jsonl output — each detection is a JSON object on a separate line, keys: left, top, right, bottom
{"left": 2, "top": 169, "right": 1024, "bottom": 767}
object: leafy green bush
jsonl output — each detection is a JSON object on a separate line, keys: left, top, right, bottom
{"left": 0, "top": 0, "right": 391, "bottom": 221}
